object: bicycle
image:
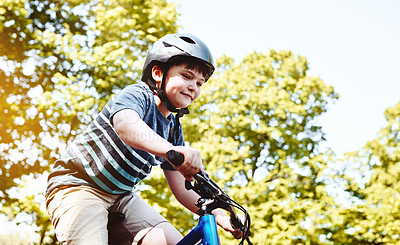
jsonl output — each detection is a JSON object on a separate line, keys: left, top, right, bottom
{"left": 108, "top": 150, "right": 252, "bottom": 245}
{"left": 165, "top": 150, "right": 252, "bottom": 245}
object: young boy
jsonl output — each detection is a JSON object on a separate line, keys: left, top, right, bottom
{"left": 45, "top": 33, "right": 241, "bottom": 244}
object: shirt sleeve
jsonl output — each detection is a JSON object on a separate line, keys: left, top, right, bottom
{"left": 109, "top": 85, "right": 150, "bottom": 124}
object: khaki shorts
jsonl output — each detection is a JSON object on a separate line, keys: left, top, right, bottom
{"left": 46, "top": 185, "right": 168, "bottom": 245}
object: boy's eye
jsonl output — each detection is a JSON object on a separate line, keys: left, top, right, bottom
{"left": 197, "top": 82, "right": 204, "bottom": 87}
{"left": 182, "top": 73, "right": 190, "bottom": 79}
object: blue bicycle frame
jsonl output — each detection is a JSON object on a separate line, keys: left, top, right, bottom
{"left": 178, "top": 214, "right": 220, "bottom": 245}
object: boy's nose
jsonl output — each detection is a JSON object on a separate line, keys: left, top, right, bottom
{"left": 187, "top": 81, "right": 196, "bottom": 91}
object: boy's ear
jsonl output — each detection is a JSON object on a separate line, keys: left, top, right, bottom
{"left": 151, "top": 65, "right": 163, "bottom": 86}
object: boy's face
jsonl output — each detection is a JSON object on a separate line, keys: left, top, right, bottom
{"left": 162, "top": 64, "right": 205, "bottom": 109}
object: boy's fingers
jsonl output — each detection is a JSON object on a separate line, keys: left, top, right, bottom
{"left": 232, "top": 229, "right": 243, "bottom": 239}
{"left": 172, "top": 146, "right": 202, "bottom": 179}
{"left": 183, "top": 175, "right": 194, "bottom": 182}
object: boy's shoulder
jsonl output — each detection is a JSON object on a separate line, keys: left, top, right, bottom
{"left": 116, "top": 82, "right": 153, "bottom": 99}
{"left": 122, "top": 82, "right": 150, "bottom": 93}
{"left": 109, "top": 82, "right": 155, "bottom": 115}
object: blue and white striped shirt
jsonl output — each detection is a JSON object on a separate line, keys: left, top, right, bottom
{"left": 46, "top": 83, "right": 184, "bottom": 195}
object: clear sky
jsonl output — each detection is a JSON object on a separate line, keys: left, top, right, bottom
{"left": 171, "top": 0, "right": 400, "bottom": 155}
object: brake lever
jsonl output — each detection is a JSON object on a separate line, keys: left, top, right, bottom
{"left": 226, "top": 205, "right": 241, "bottom": 227}
{"left": 195, "top": 172, "right": 245, "bottom": 231}
{"left": 194, "top": 171, "right": 225, "bottom": 196}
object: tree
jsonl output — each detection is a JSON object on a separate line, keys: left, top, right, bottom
{"left": 0, "top": 0, "right": 178, "bottom": 242}
{"left": 142, "top": 51, "right": 340, "bottom": 244}
{"left": 328, "top": 102, "right": 400, "bottom": 244}
{"left": 8, "top": 1, "right": 390, "bottom": 244}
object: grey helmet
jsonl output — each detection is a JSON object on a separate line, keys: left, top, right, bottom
{"left": 141, "top": 33, "right": 215, "bottom": 90}
{"left": 141, "top": 33, "right": 215, "bottom": 143}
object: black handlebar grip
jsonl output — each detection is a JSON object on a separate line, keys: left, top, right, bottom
{"left": 166, "top": 150, "right": 184, "bottom": 167}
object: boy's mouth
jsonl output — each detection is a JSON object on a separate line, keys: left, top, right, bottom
{"left": 181, "top": 92, "right": 193, "bottom": 100}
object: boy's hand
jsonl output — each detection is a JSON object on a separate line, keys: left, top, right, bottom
{"left": 171, "top": 146, "right": 203, "bottom": 181}
{"left": 214, "top": 211, "right": 243, "bottom": 239}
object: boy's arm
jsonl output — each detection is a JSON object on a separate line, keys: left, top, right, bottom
{"left": 113, "top": 108, "right": 202, "bottom": 180}
{"left": 163, "top": 169, "right": 199, "bottom": 213}
{"left": 164, "top": 169, "right": 243, "bottom": 238}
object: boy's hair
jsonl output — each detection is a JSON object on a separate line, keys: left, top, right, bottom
{"left": 161, "top": 56, "right": 211, "bottom": 81}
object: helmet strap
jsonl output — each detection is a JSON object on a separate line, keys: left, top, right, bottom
{"left": 154, "top": 69, "right": 179, "bottom": 113}
{"left": 154, "top": 67, "right": 190, "bottom": 124}
{"left": 167, "top": 106, "right": 189, "bottom": 143}
{"left": 154, "top": 69, "right": 190, "bottom": 144}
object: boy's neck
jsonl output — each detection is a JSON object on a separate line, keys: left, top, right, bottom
{"left": 154, "top": 95, "right": 171, "bottom": 118}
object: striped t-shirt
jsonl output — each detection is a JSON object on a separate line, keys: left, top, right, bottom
{"left": 46, "top": 83, "right": 183, "bottom": 195}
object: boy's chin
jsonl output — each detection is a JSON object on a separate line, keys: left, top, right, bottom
{"left": 174, "top": 105, "right": 189, "bottom": 110}
{"left": 172, "top": 102, "right": 191, "bottom": 109}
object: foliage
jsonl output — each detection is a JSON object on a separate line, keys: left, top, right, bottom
{"left": 0, "top": 0, "right": 178, "bottom": 242}
{"left": 144, "top": 51, "right": 340, "bottom": 243}
{"left": 1, "top": 178, "right": 56, "bottom": 244}
{"left": 2, "top": 0, "right": 400, "bottom": 244}
{"left": 330, "top": 102, "right": 400, "bottom": 244}
{"left": 189, "top": 51, "right": 340, "bottom": 244}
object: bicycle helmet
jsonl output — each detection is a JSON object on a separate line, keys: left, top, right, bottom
{"left": 142, "top": 33, "right": 215, "bottom": 87}
{"left": 141, "top": 33, "right": 215, "bottom": 114}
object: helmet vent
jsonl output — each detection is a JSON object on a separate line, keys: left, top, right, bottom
{"left": 163, "top": 41, "right": 173, "bottom": 47}
{"left": 179, "top": 36, "right": 196, "bottom": 44}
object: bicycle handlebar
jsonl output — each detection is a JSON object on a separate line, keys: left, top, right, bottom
{"left": 166, "top": 150, "right": 185, "bottom": 167}
{"left": 166, "top": 150, "right": 252, "bottom": 245}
